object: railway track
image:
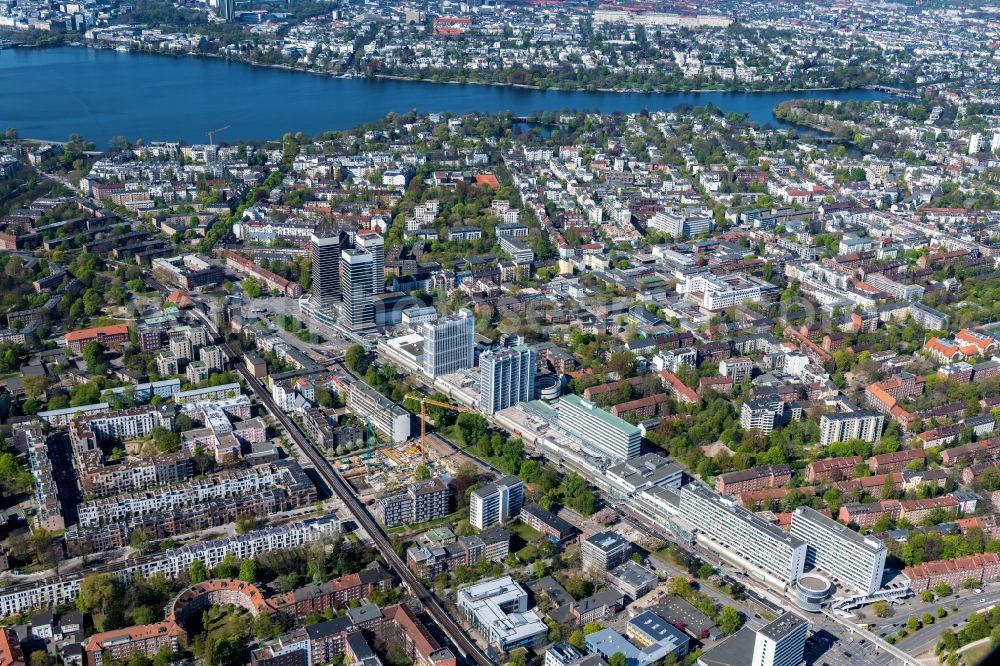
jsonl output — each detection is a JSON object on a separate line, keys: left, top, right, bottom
{"left": 173, "top": 298, "right": 491, "bottom": 666}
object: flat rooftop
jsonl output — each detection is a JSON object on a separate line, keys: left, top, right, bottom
{"left": 792, "top": 505, "right": 886, "bottom": 553}
{"left": 758, "top": 613, "right": 806, "bottom": 642}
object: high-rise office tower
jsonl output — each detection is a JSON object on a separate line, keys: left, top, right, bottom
{"left": 421, "top": 310, "right": 474, "bottom": 378}
{"left": 751, "top": 614, "right": 808, "bottom": 666}
{"left": 355, "top": 230, "right": 385, "bottom": 294}
{"left": 310, "top": 232, "right": 344, "bottom": 313}
{"left": 216, "top": 0, "right": 235, "bottom": 21}
{"left": 340, "top": 249, "right": 375, "bottom": 331}
{"left": 479, "top": 345, "right": 536, "bottom": 415}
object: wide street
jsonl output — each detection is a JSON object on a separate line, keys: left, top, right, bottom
{"left": 894, "top": 591, "right": 1000, "bottom": 659}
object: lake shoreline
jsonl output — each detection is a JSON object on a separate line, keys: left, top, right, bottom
{"left": 60, "top": 42, "right": 864, "bottom": 97}
{"left": 1, "top": 45, "right": 900, "bottom": 146}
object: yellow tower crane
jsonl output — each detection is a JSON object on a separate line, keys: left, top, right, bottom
{"left": 406, "top": 393, "right": 472, "bottom": 465}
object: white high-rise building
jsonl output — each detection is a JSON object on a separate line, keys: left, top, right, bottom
{"left": 557, "top": 394, "right": 641, "bottom": 461}
{"left": 991, "top": 132, "right": 1000, "bottom": 154}
{"left": 819, "top": 410, "right": 884, "bottom": 446}
{"left": 969, "top": 133, "right": 983, "bottom": 155}
{"left": 340, "top": 249, "right": 375, "bottom": 331}
{"left": 479, "top": 345, "right": 536, "bottom": 415}
{"left": 355, "top": 230, "right": 385, "bottom": 294}
{"left": 421, "top": 310, "right": 474, "bottom": 378}
{"left": 679, "top": 483, "right": 807, "bottom": 586}
{"left": 751, "top": 614, "right": 808, "bottom": 666}
{"left": 470, "top": 476, "right": 524, "bottom": 529}
{"left": 790, "top": 506, "right": 886, "bottom": 595}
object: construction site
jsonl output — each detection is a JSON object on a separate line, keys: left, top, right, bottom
{"left": 340, "top": 392, "right": 475, "bottom": 504}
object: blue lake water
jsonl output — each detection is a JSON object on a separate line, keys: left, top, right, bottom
{"left": 0, "top": 46, "right": 894, "bottom": 147}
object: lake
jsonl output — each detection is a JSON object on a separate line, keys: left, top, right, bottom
{"left": 0, "top": 46, "right": 894, "bottom": 147}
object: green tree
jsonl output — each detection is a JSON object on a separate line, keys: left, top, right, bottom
{"left": 414, "top": 464, "right": 431, "bottom": 481}
{"left": 239, "top": 559, "right": 258, "bottom": 583}
{"left": 608, "top": 653, "right": 627, "bottom": 666}
{"left": 871, "top": 600, "right": 892, "bottom": 618}
{"left": 215, "top": 551, "right": 239, "bottom": 579}
{"left": 241, "top": 279, "right": 263, "bottom": 298}
{"left": 77, "top": 573, "right": 118, "bottom": 616}
{"left": 82, "top": 340, "right": 106, "bottom": 374}
{"left": 344, "top": 344, "right": 369, "bottom": 374}
{"left": 718, "top": 606, "right": 742, "bottom": 635}
{"left": 189, "top": 559, "right": 209, "bottom": 584}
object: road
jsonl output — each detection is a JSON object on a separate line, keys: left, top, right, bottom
{"left": 179, "top": 298, "right": 493, "bottom": 666}
{"left": 895, "top": 592, "right": 1000, "bottom": 658}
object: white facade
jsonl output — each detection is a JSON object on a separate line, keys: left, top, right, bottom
{"left": 355, "top": 231, "right": 385, "bottom": 295}
{"left": 648, "top": 208, "right": 714, "bottom": 239}
{"left": 421, "top": 310, "right": 474, "bottom": 378}
{"left": 557, "top": 394, "right": 641, "bottom": 462}
{"left": 676, "top": 273, "right": 766, "bottom": 310}
{"left": 679, "top": 483, "right": 807, "bottom": 586}
{"left": 341, "top": 248, "right": 375, "bottom": 331}
{"left": 819, "top": 411, "right": 884, "bottom": 446}
{"left": 751, "top": 614, "right": 808, "bottom": 666}
{"left": 790, "top": 506, "right": 886, "bottom": 595}
{"left": 479, "top": 345, "right": 537, "bottom": 415}
{"left": 470, "top": 476, "right": 524, "bottom": 530}
{"left": 0, "top": 517, "right": 340, "bottom": 617}
{"left": 457, "top": 576, "right": 547, "bottom": 652}
{"left": 347, "top": 382, "right": 410, "bottom": 444}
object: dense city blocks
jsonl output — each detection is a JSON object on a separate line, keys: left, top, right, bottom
{"left": 3, "top": 2, "right": 1000, "bottom": 666}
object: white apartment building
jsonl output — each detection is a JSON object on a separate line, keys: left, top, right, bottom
{"left": 470, "top": 476, "right": 524, "bottom": 530}
{"left": 790, "top": 506, "right": 886, "bottom": 595}
{"left": 676, "top": 273, "right": 771, "bottom": 311}
{"left": 0, "top": 517, "right": 340, "bottom": 618}
{"left": 751, "top": 614, "right": 808, "bottom": 666}
{"left": 679, "top": 483, "right": 807, "bottom": 586}
{"left": 457, "top": 577, "right": 547, "bottom": 653}
{"left": 346, "top": 382, "right": 410, "bottom": 444}
{"left": 819, "top": 410, "right": 884, "bottom": 446}
{"left": 81, "top": 406, "right": 173, "bottom": 443}
{"left": 648, "top": 208, "right": 714, "bottom": 239}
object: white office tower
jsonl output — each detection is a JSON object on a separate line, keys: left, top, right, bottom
{"left": 992, "top": 132, "right": 1000, "bottom": 154}
{"left": 340, "top": 249, "right": 375, "bottom": 332}
{"left": 421, "top": 310, "right": 474, "bottom": 378}
{"left": 470, "top": 476, "right": 524, "bottom": 529}
{"left": 479, "top": 345, "right": 536, "bottom": 415}
{"left": 790, "top": 506, "right": 886, "bottom": 595}
{"left": 557, "top": 394, "right": 641, "bottom": 461}
{"left": 310, "top": 232, "right": 344, "bottom": 313}
{"left": 355, "top": 230, "right": 385, "bottom": 294}
{"left": 751, "top": 614, "right": 808, "bottom": 666}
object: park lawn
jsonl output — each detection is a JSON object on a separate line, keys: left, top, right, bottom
{"left": 506, "top": 520, "right": 542, "bottom": 551}
{"left": 958, "top": 642, "right": 990, "bottom": 666}
{"left": 386, "top": 509, "right": 465, "bottom": 536}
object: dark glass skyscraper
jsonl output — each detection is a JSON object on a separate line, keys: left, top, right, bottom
{"left": 310, "top": 232, "right": 345, "bottom": 314}
{"left": 341, "top": 248, "right": 375, "bottom": 331}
